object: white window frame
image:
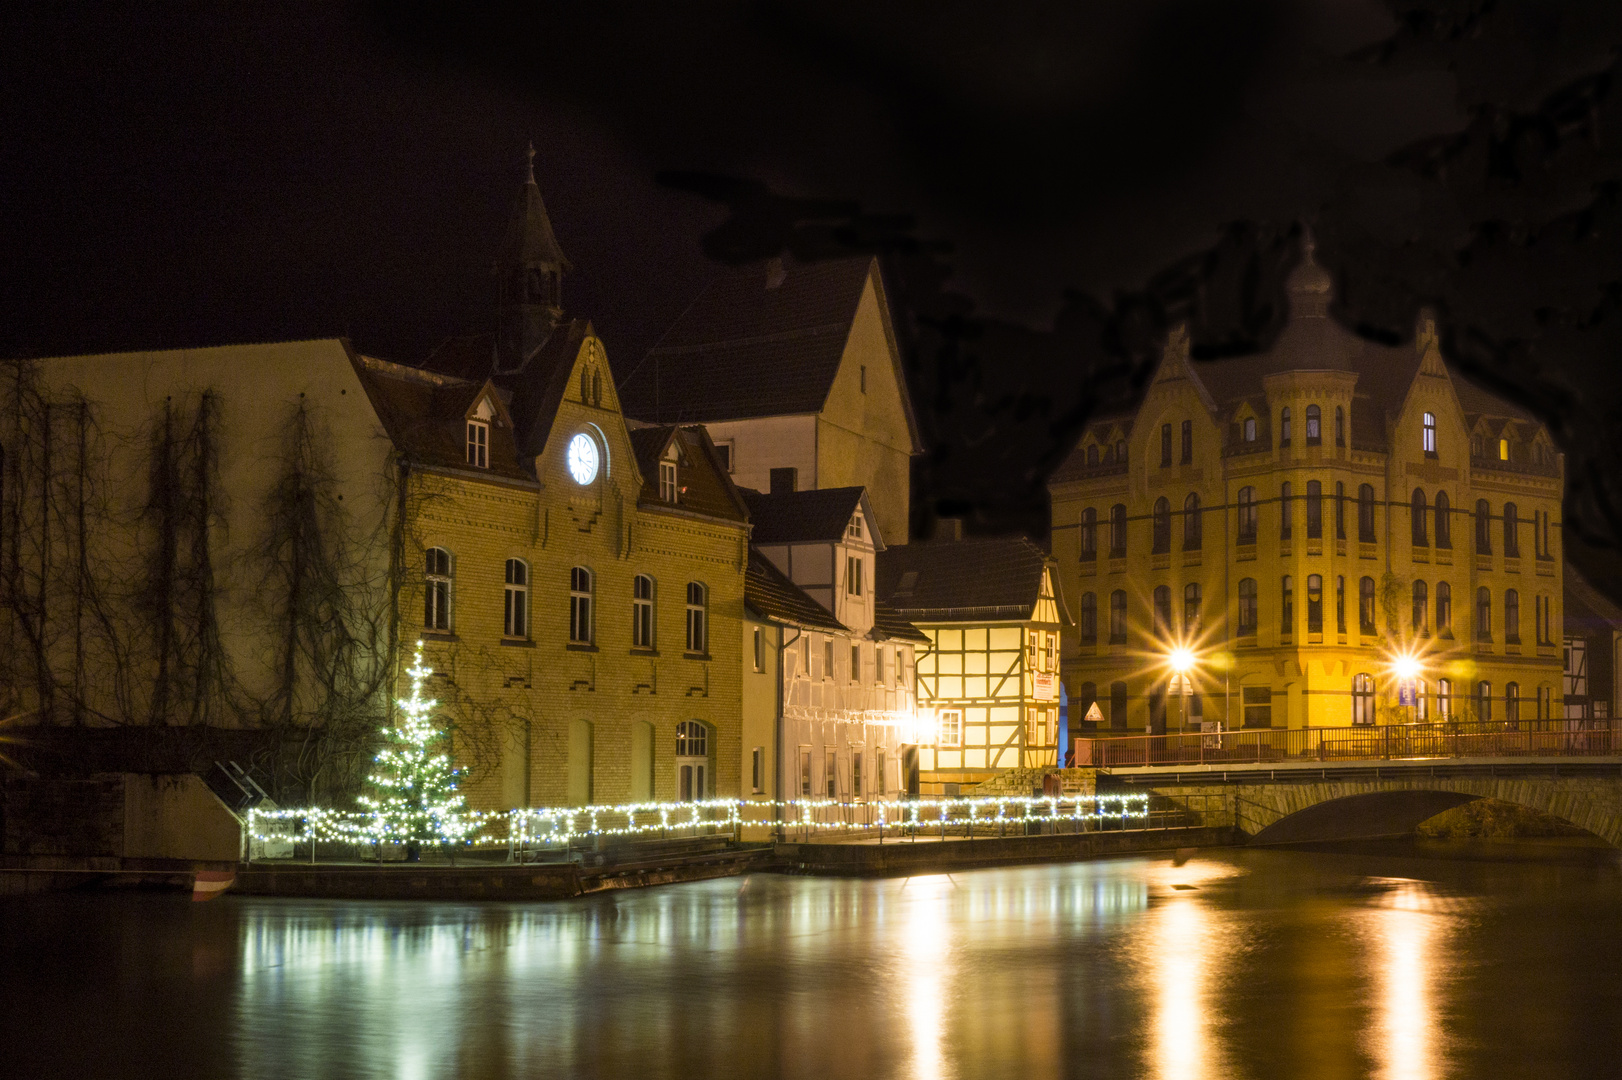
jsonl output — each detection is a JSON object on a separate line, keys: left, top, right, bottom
{"left": 845, "top": 555, "right": 863, "bottom": 596}
{"left": 569, "top": 566, "right": 593, "bottom": 644}
{"left": 685, "top": 582, "right": 707, "bottom": 654}
{"left": 425, "top": 547, "right": 452, "bottom": 631}
{"left": 632, "top": 574, "right": 654, "bottom": 649}
{"left": 937, "top": 708, "right": 963, "bottom": 748}
{"left": 504, "top": 558, "right": 528, "bottom": 638}
{"left": 466, "top": 419, "right": 489, "bottom": 469}
{"left": 659, "top": 460, "right": 678, "bottom": 503}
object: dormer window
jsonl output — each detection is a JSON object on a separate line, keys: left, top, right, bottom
{"left": 1423, "top": 412, "right": 1437, "bottom": 456}
{"left": 1499, "top": 438, "right": 1510, "bottom": 461}
{"left": 466, "top": 419, "right": 488, "bottom": 468}
{"left": 659, "top": 460, "right": 678, "bottom": 502}
{"left": 1243, "top": 416, "right": 1257, "bottom": 443}
{"left": 846, "top": 513, "right": 864, "bottom": 541}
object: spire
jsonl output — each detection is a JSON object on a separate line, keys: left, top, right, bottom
{"left": 1285, "top": 223, "right": 1332, "bottom": 319}
{"left": 495, "top": 144, "right": 571, "bottom": 371}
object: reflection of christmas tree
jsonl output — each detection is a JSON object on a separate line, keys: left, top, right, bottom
{"left": 360, "top": 642, "right": 470, "bottom": 859}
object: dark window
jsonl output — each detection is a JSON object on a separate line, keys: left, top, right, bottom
{"left": 570, "top": 566, "right": 593, "bottom": 643}
{"left": 1477, "top": 680, "right": 1492, "bottom": 722}
{"left": 1183, "top": 493, "right": 1202, "bottom": 550}
{"left": 1504, "top": 502, "right": 1520, "bottom": 558}
{"left": 1437, "top": 581, "right": 1452, "bottom": 632}
{"left": 504, "top": 559, "right": 528, "bottom": 638}
{"left": 1336, "top": 575, "right": 1346, "bottom": 634}
{"left": 1476, "top": 587, "right": 1492, "bottom": 641}
{"left": 1184, "top": 583, "right": 1201, "bottom": 636}
{"left": 1305, "top": 404, "right": 1321, "bottom": 444}
{"left": 1435, "top": 491, "right": 1451, "bottom": 548}
{"left": 1306, "top": 480, "right": 1322, "bottom": 539}
{"left": 1358, "top": 484, "right": 1376, "bottom": 543}
{"left": 425, "top": 547, "right": 452, "bottom": 631}
{"left": 1180, "top": 420, "right": 1193, "bottom": 464}
{"left": 1153, "top": 585, "right": 1172, "bottom": 638}
{"left": 1506, "top": 682, "right": 1520, "bottom": 725}
{"left": 1280, "top": 482, "right": 1293, "bottom": 541}
{"left": 1352, "top": 674, "right": 1374, "bottom": 725}
{"left": 1505, "top": 588, "right": 1520, "bottom": 643}
{"left": 1109, "top": 504, "right": 1127, "bottom": 557}
{"left": 1335, "top": 481, "right": 1346, "bottom": 539}
{"left": 1109, "top": 590, "right": 1127, "bottom": 645}
{"left": 1243, "top": 685, "right": 1272, "bottom": 727}
{"left": 686, "top": 582, "right": 708, "bottom": 653}
{"left": 1476, "top": 500, "right": 1492, "bottom": 554}
{"left": 1359, "top": 576, "right": 1376, "bottom": 635}
{"left": 1411, "top": 488, "right": 1428, "bottom": 547}
{"left": 1280, "top": 407, "right": 1292, "bottom": 446}
{"left": 1281, "top": 575, "right": 1294, "bottom": 635}
{"left": 1237, "top": 486, "right": 1258, "bottom": 543}
{"left": 1079, "top": 508, "right": 1097, "bottom": 559}
{"left": 1307, "top": 574, "right": 1323, "bottom": 634}
{"left": 1079, "top": 593, "right": 1097, "bottom": 645}
{"left": 1161, "top": 423, "right": 1172, "bottom": 467}
{"left": 1335, "top": 406, "right": 1345, "bottom": 447}
{"left": 1110, "top": 681, "right": 1129, "bottom": 730}
{"left": 632, "top": 574, "right": 654, "bottom": 648}
{"left": 1152, "top": 497, "right": 1171, "bottom": 553}
{"left": 1413, "top": 579, "right": 1428, "bottom": 632}
{"left": 1116, "top": 440, "right": 1127, "bottom": 463}
{"left": 1238, "top": 578, "right": 1258, "bottom": 637}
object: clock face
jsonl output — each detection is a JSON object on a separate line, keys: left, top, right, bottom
{"left": 567, "top": 432, "right": 599, "bottom": 486}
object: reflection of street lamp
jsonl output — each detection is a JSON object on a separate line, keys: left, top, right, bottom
{"left": 1168, "top": 647, "right": 1196, "bottom": 737}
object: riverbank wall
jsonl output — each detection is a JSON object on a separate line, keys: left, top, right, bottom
{"left": 775, "top": 825, "right": 1239, "bottom": 876}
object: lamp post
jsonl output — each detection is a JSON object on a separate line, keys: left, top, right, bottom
{"left": 1168, "top": 646, "right": 1196, "bottom": 750}
{"left": 1391, "top": 653, "right": 1421, "bottom": 724}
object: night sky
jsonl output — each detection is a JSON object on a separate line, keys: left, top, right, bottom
{"left": 7, "top": 2, "right": 1622, "bottom": 592}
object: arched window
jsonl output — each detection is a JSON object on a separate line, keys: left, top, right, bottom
{"left": 1237, "top": 578, "right": 1258, "bottom": 637}
{"left": 1237, "top": 486, "right": 1258, "bottom": 542}
{"left": 1477, "top": 680, "right": 1492, "bottom": 722}
{"left": 1152, "top": 496, "right": 1171, "bottom": 553}
{"left": 1335, "top": 481, "right": 1346, "bottom": 539}
{"left": 1476, "top": 500, "right": 1492, "bottom": 554}
{"left": 1184, "top": 582, "right": 1202, "bottom": 636}
{"left": 425, "top": 547, "right": 453, "bottom": 631}
{"left": 1352, "top": 673, "right": 1375, "bottom": 726}
{"left": 1336, "top": 575, "right": 1347, "bottom": 634}
{"left": 1080, "top": 507, "right": 1097, "bottom": 559}
{"left": 1435, "top": 490, "right": 1451, "bottom": 548}
{"left": 1281, "top": 575, "right": 1294, "bottom": 635}
{"left": 685, "top": 582, "right": 708, "bottom": 654}
{"left": 569, "top": 566, "right": 594, "bottom": 643}
{"left": 1423, "top": 411, "right": 1437, "bottom": 455}
{"left": 1476, "top": 586, "right": 1492, "bottom": 641}
{"left": 1079, "top": 592, "right": 1097, "bottom": 645}
{"left": 1305, "top": 404, "right": 1322, "bottom": 444}
{"left": 1183, "top": 493, "right": 1202, "bottom": 550}
{"left": 1153, "top": 585, "right": 1172, "bottom": 637}
{"left": 676, "top": 721, "right": 710, "bottom": 802}
{"left": 1335, "top": 405, "right": 1345, "bottom": 447}
{"left": 504, "top": 558, "right": 529, "bottom": 638}
{"left": 1306, "top": 480, "right": 1322, "bottom": 539}
{"left": 1537, "top": 684, "right": 1553, "bottom": 721}
{"left": 1505, "top": 682, "right": 1521, "bottom": 726}
{"left": 1307, "top": 574, "right": 1323, "bottom": 634}
{"left": 1160, "top": 423, "right": 1173, "bottom": 467}
{"left": 1109, "top": 590, "right": 1127, "bottom": 644}
{"left": 1281, "top": 406, "right": 1292, "bottom": 446}
{"left": 1087, "top": 444, "right": 1099, "bottom": 466}
{"left": 1358, "top": 484, "right": 1376, "bottom": 542}
{"left": 1412, "top": 579, "right": 1428, "bottom": 632}
{"left": 1109, "top": 504, "right": 1127, "bottom": 557}
{"left": 1505, "top": 588, "right": 1520, "bottom": 643}
{"left": 1181, "top": 419, "right": 1193, "bottom": 464}
{"left": 1503, "top": 502, "right": 1520, "bottom": 557}
{"left": 1436, "top": 581, "right": 1452, "bottom": 632}
{"left": 1280, "top": 482, "right": 1293, "bottom": 540}
{"left": 1359, "top": 576, "right": 1376, "bottom": 635}
{"left": 1411, "top": 488, "right": 1428, "bottom": 546}
{"left": 676, "top": 720, "right": 708, "bottom": 757}
{"left": 632, "top": 574, "right": 655, "bottom": 648}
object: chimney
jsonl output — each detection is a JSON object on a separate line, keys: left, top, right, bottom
{"left": 769, "top": 467, "right": 798, "bottom": 494}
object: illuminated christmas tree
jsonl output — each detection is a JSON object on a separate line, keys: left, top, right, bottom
{"left": 360, "top": 642, "right": 470, "bottom": 858}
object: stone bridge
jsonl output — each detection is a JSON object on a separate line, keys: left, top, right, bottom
{"left": 1099, "top": 759, "right": 1622, "bottom": 847}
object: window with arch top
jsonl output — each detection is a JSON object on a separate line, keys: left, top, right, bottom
{"left": 1152, "top": 497, "right": 1171, "bottom": 553}
{"left": 1183, "top": 493, "right": 1202, "bottom": 550}
{"left": 1435, "top": 490, "right": 1452, "bottom": 548}
{"left": 1436, "top": 581, "right": 1452, "bottom": 632}
{"left": 685, "top": 582, "right": 708, "bottom": 654}
{"left": 1423, "top": 411, "right": 1437, "bottom": 455}
{"left": 1306, "top": 574, "right": 1322, "bottom": 634}
{"left": 1505, "top": 588, "right": 1520, "bottom": 643}
{"left": 1412, "top": 579, "right": 1428, "bottom": 633}
{"left": 1079, "top": 592, "right": 1097, "bottom": 645}
{"left": 1335, "top": 405, "right": 1345, "bottom": 447}
{"left": 1237, "top": 486, "right": 1258, "bottom": 543}
{"left": 1359, "top": 576, "right": 1376, "bottom": 635}
{"left": 1160, "top": 423, "right": 1172, "bottom": 467}
{"left": 1476, "top": 500, "right": 1492, "bottom": 554}
{"left": 1109, "top": 503, "right": 1127, "bottom": 557}
{"left": 632, "top": 574, "right": 654, "bottom": 648}
{"left": 1109, "top": 590, "right": 1127, "bottom": 644}
{"left": 1358, "top": 484, "right": 1376, "bottom": 543}
{"left": 1153, "top": 585, "right": 1172, "bottom": 638}
{"left": 1305, "top": 404, "right": 1321, "bottom": 444}
{"left": 1280, "top": 406, "right": 1292, "bottom": 446}
{"left": 425, "top": 547, "right": 452, "bottom": 631}
{"left": 1503, "top": 502, "right": 1520, "bottom": 557}
{"left": 1476, "top": 586, "right": 1492, "bottom": 641}
{"left": 1080, "top": 507, "right": 1097, "bottom": 559}
{"left": 1184, "top": 582, "right": 1201, "bottom": 636}
{"left": 1411, "top": 488, "right": 1428, "bottom": 547}
{"left": 1306, "top": 480, "right": 1322, "bottom": 539}
{"left": 1280, "top": 482, "right": 1293, "bottom": 540}
{"left": 1237, "top": 577, "right": 1258, "bottom": 637}
{"left": 504, "top": 558, "right": 528, "bottom": 638}
{"left": 569, "top": 566, "right": 593, "bottom": 644}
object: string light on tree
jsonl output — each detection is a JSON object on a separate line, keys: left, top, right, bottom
{"left": 357, "top": 641, "right": 472, "bottom": 855}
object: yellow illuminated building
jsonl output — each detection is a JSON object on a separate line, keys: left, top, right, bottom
{"left": 1048, "top": 237, "right": 1564, "bottom": 735}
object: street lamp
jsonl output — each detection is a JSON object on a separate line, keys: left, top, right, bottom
{"left": 1389, "top": 650, "right": 1422, "bottom": 724}
{"left": 1168, "top": 646, "right": 1196, "bottom": 739}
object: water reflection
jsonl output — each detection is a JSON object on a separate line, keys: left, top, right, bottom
{"left": 1362, "top": 879, "right": 1453, "bottom": 1080}
{"left": 901, "top": 877, "right": 953, "bottom": 1080}
{"left": 1140, "top": 860, "right": 1243, "bottom": 1080}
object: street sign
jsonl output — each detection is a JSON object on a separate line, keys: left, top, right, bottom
{"left": 1398, "top": 681, "right": 1416, "bottom": 707}
{"left": 1084, "top": 702, "right": 1104, "bottom": 724}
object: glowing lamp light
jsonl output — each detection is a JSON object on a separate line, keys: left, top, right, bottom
{"left": 1168, "top": 647, "right": 1196, "bottom": 675}
{"left": 1391, "top": 654, "right": 1422, "bottom": 682}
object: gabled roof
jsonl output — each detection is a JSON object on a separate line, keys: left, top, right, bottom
{"left": 744, "top": 549, "right": 847, "bottom": 632}
{"left": 740, "top": 486, "right": 878, "bottom": 547}
{"left": 629, "top": 425, "right": 750, "bottom": 522}
{"left": 876, "top": 536, "right": 1057, "bottom": 624}
{"left": 617, "top": 257, "right": 918, "bottom": 443}
{"left": 351, "top": 355, "right": 532, "bottom": 482}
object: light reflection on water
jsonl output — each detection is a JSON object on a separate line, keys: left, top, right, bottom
{"left": 5, "top": 846, "right": 1622, "bottom": 1079}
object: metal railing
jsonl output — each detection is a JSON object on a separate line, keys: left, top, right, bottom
{"left": 1075, "top": 719, "right": 1621, "bottom": 768}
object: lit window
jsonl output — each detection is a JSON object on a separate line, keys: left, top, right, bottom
{"left": 504, "top": 558, "right": 528, "bottom": 638}
{"left": 1280, "top": 407, "right": 1292, "bottom": 445}
{"left": 1243, "top": 416, "right": 1257, "bottom": 443}
{"left": 632, "top": 574, "right": 654, "bottom": 648}
{"left": 466, "top": 420, "right": 488, "bottom": 468}
{"left": 569, "top": 567, "right": 593, "bottom": 643}
{"left": 425, "top": 547, "right": 452, "bottom": 630}
{"left": 1306, "top": 404, "right": 1321, "bottom": 444}
{"left": 1499, "top": 438, "right": 1509, "bottom": 461}
{"left": 1477, "top": 680, "right": 1493, "bottom": 722}
{"left": 1423, "top": 412, "right": 1437, "bottom": 455}
{"left": 659, "top": 460, "right": 678, "bottom": 503}
{"left": 937, "top": 709, "right": 962, "bottom": 748}
{"left": 685, "top": 582, "right": 708, "bottom": 654}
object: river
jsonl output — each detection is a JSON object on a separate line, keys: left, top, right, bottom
{"left": 3, "top": 841, "right": 1621, "bottom": 1079}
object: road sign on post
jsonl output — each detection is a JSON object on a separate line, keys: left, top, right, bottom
{"left": 1398, "top": 681, "right": 1417, "bottom": 707}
